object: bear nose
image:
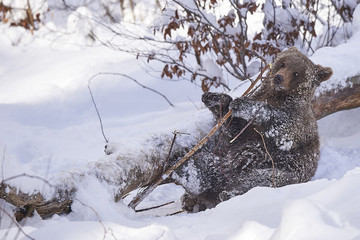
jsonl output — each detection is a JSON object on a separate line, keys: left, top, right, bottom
{"left": 273, "top": 74, "right": 284, "bottom": 84}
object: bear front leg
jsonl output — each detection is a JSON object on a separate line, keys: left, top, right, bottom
{"left": 202, "top": 92, "right": 233, "bottom": 121}
{"left": 229, "top": 97, "right": 285, "bottom": 125}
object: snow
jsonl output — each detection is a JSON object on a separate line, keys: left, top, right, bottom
{"left": 312, "top": 33, "right": 360, "bottom": 95}
{"left": 196, "top": 58, "right": 224, "bottom": 86}
{"left": 353, "top": 4, "right": 360, "bottom": 34}
{"left": 1, "top": 6, "right": 360, "bottom": 240}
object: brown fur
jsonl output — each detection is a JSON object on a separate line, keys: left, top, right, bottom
{"left": 172, "top": 47, "right": 332, "bottom": 212}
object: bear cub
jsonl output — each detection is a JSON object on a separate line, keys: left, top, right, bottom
{"left": 173, "top": 47, "right": 333, "bottom": 212}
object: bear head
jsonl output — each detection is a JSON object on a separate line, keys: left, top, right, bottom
{"left": 270, "top": 47, "right": 332, "bottom": 100}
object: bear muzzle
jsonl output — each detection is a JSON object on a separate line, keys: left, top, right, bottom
{"left": 273, "top": 74, "right": 286, "bottom": 91}
{"left": 273, "top": 74, "right": 284, "bottom": 84}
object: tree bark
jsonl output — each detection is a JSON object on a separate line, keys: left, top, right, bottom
{"left": 0, "top": 182, "right": 73, "bottom": 221}
{"left": 0, "top": 153, "right": 170, "bottom": 221}
{"left": 312, "top": 75, "right": 360, "bottom": 119}
{"left": 0, "top": 132, "right": 201, "bottom": 221}
{"left": 1, "top": 75, "right": 360, "bottom": 221}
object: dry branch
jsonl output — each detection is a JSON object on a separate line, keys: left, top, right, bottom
{"left": 128, "top": 109, "right": 233, "bottom": 209}
{"left": 128, "top": 65, "right": 270, "bottom": 209}
{"left": 135, "top": 201, "right": 175, "bottom": 213}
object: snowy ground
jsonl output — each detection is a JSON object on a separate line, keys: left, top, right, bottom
{"left": 1, "top": 12, "right": 360, "bottom": 240}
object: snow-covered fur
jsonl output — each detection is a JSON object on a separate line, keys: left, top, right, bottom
{"left": 172, "top": 47, "right": 333, "bottom": 212}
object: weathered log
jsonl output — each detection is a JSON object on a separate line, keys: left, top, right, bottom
{"left": 312, "top": 75, "right": 360, "bottom": 119}
{"left": 0, "top": 131, "right": 201, "bottom": 221}
{"left": 1, "top": 75, "right": 360, "bottom": 221}
{"left": 0, "top": 182, "right": 73, "bottom": 221}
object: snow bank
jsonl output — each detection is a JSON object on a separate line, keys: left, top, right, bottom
{"left": 2, "top": 167, "right": 359, "bottom": 239}
{"left": 312, "top": 23, "right": 360, "bottom": 95}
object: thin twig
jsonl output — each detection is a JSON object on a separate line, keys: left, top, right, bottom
{"left": 242, "top": 64, "right": 270, "bottom": 97}
{"left": 0, "top": 206, "right": 35, "bottom": 240}
{"left": 163, "top": 131, "right": 179, "bottom": 172}
{"left": 87, "top": 82, "right": 109, "bottom": 143}
{"left": 41, "top": 156, "right": 53, "bottom": 195}
{"left": 167, "top": 210, "right": 185, "bottom": 216}
{"left": 187, "top": 96, "right": 200, "bottom": 110}
{"left": 228, "top": 64, "right": 271, "bottom": 143}
{"left": 1, "top": 146, "right": 6, "bottom": 182}
{"left": 229, "top": 104, "right": 264, "bottom": 143}
{"left": 74, "top": 198, "right": 117, "bottom": 240}
{"left": 88, "top": 72, "right": 175, "bottom": 144}
{"left": 135, "top": 201, "right": 175, "bottom": 213}
{"left": 2, "top": 173, "right": 54, "bottom": 188}
{"left": 89, "top": 72, "right": 175, "bottom": 107}
{"left": 254, "top": 128, "right": 276, "bottom": 188}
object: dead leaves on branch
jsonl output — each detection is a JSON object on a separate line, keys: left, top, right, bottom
{"left": 0, "top": 2, "right": 41, "bottom": 33}
{"left": 156, "top": 0, "right": 265, "bottom": 91}
{"left": 152, "top": 0, "right": 357, "bottom": 92}
{"left": 161, "top": 64, "right": 185, "bottom": 79}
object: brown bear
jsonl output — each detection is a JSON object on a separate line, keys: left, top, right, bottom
{"left": 171, "top": 47, "right": 333, "bottom": 212}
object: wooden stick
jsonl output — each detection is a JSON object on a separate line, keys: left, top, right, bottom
{"left": 128, "top": 64, "right": 270, "bottom": 210}
{"left": 135, "top": 201, "right": 175, "bottom": 213}
{"left": 229, "top": 104, "right": 263, "bottom": 143}
{"left": 128, "top": 110, "right": 232, "bottom": 209}
{"left": 242, "top": 64, "right": 270, "bottom": 96}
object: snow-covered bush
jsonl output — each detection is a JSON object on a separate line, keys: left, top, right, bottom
{"left": 257, "top": 0, "right": 358, "bottom": 54}
{"left": 147, "top": 0, "right": 359, "bottom": 91}
{"left": 0, "top": 0, "right": 48, "bottom": 31}
{"left": 0, "top": 0, "right": 162, "bottom": 32}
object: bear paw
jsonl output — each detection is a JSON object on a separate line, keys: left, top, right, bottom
{"left": 202, "top": 92, "right": 233, "bottom": 120}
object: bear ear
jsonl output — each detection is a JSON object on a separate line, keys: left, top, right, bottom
{"left": 288, "top": 46, "right": 300, "bottom": 52}
{"left": 316, "top": 65, "right": 333, "bottom": 83}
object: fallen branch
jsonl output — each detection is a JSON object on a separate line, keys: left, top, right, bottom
{"left": 128, "top": 109, "right": 233, "bottom": 209}
{"left": 128, "top": 64, "right": 271, "bottom": 209}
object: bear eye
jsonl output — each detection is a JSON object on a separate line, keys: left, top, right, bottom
{"left": 280, "top": 62, "right": 285, "bottom": 68}
{"left": 293, "top": 72, "right": 299, "bottom": 78}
